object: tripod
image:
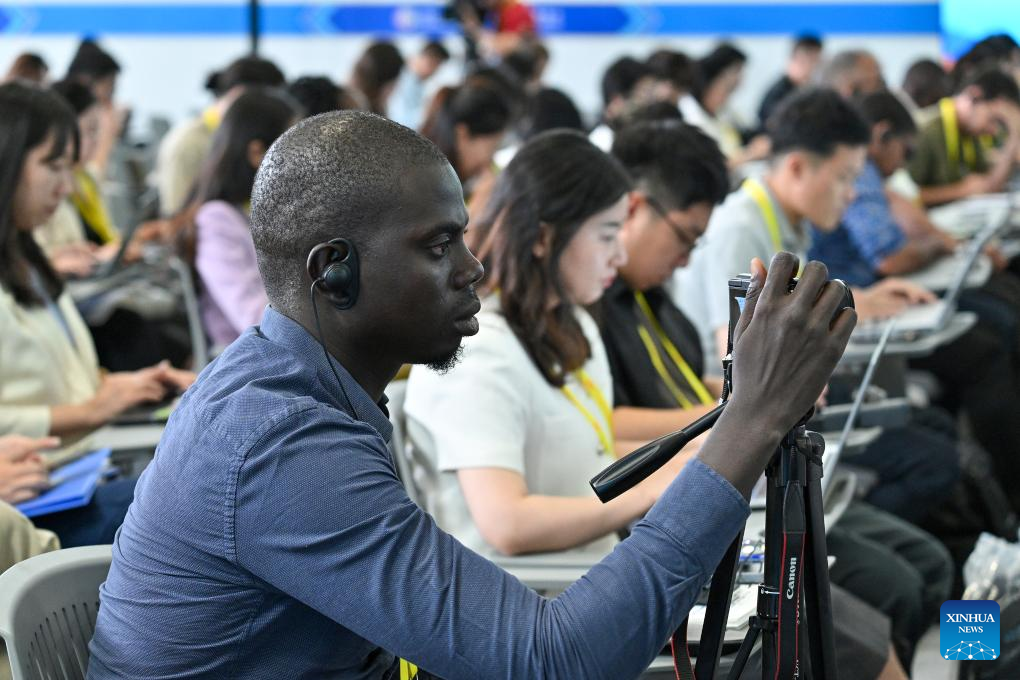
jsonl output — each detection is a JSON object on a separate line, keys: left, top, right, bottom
{"left": 690, "top": 414, "right": 837, "bottom": 680}
{"left": 590, "top": 405, "right": 838, "bottom": 680}
{"left": 590, "top": 274, "right": 853, "bottom": 679}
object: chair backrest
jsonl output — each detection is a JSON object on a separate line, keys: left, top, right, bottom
{"left": 0, "top": 545, "right": 112, "bottom": 680}
{"left": 384, "top": 380, "right": 418, "bottom": 505}
{"left": 384, "top": 379, "right": 441, "bottom": 514}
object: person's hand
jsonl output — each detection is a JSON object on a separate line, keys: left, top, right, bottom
{"left": 0, "top": 435, "right": 59, "bottom": 504}
{"left": 50, "top": 244, "right": 99, "bottom": 278}
{"left": 150, "top": 360, "right": 197, "bottom": 393}
{"left": 917, "top": 232, "right": 954, "bottom": 260}
{"left": 134, "top": 219, "right": 171, "bottom": 244}
{"left": 87, "top": 370, "right": 169, "bottom": 425}
{"left": 960, "top": 173, "right": 997, "bottom": 197}
{"left": 726, "top": 253, "right": 856, "bottom": 436}
{"left": 992, "top": 100, "right": 1020, "bottom": 139}
{"left": 984, "top": 244, "right": 1010, "bottom": 271}
{"left": 853, "top": 278, "right": 936, "bottom": 321}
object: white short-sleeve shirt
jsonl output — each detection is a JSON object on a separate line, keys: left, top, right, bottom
{"left": 403, "top": 295, "right": 617, "bottom": 557}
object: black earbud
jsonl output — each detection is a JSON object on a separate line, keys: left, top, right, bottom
{"left": 308, "top": 238, "right": 360, "bottom": 310}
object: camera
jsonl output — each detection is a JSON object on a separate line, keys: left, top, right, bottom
{"left": 727, "top": 273, "right": 854, "bottom": 340}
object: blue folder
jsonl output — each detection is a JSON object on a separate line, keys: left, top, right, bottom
{"left": 16, "top": 449, "right": 112, "bottom": 518}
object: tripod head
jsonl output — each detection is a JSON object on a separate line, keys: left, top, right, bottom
{"left": 589, "top": 273, "right": 853, "bottom": 503}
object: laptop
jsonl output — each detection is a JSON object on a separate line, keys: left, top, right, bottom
{"left": 90, "top": 217, "right": 146, "bottom": 279}
{"left": 852, "top": 206, "right": 1008, "bottom": 342}
{"left": 929, "top": 192, "right": 1014, "bottom": 239}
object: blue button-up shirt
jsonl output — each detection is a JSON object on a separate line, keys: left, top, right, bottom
{"left": 810, "top": 161, "right": 907, "bottom": 287}
{"left": 88, "top": 307, "right": 749, "bottom": 679}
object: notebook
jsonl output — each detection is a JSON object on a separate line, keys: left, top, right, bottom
{"left": 16, "top": 449, "right": 112, "bottom": 518}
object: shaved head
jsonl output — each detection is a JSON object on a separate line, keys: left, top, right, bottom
{"left": 250, "top": 110, "right": 450, "bottom": 313}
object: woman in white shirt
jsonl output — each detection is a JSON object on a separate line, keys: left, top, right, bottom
{"left": 0, "top": 82, "right": 192, "bottom": 440}
{"left": 404, "top": 130, "right": 687, "bottom": 557}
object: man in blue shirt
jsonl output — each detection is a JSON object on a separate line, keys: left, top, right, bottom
{"left": 808, "top": 92, "right": 952, "bottom": 288}
{"left": 88, "top": 111, "right": 856, "bottom": 679}
{"left": 808, "top": 91, "right": 1020, "bottom": 514}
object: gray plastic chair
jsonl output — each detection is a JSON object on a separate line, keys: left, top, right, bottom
{"left": 0, "top": 545, "right": 112, "bottom": 680}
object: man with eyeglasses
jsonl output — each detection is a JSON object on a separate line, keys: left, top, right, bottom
{"left": 598, "top": 120, "right": 729, "bottom": 439}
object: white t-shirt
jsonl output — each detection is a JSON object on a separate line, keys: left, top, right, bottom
{"left": 403, "top": 295, "right": 617, "bottom": 557}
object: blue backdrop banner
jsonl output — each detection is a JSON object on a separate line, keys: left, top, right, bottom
{"left": 0, "top": 3, "right": 940, "bottom": 36}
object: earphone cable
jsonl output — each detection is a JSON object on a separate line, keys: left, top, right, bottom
{"left": 310, "top": 280, "right": 361, "bottom": 422}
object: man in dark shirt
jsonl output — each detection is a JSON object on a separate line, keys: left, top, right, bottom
{"left": 757, "top": 34, "right": 823, "bottom": 129}
{"left": 88, "top": 111, "right": 856, "bottom": 679}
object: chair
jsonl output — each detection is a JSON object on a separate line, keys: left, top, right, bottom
{"left": 0, "top": 546, "right": 113, "bottom": 680}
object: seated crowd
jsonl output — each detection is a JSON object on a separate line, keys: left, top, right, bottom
{"left": 2, "top": 29, "right": 1020, "bottom": 679}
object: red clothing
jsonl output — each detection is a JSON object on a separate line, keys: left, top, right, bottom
{"left": 497, "top": 0, "right": 536, "bottom": 33}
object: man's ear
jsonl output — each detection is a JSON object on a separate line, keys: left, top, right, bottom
{"left": 620, "top": 190, "right": 644, "bottom": 236}
{"left": 454, "top": 122, "right": 470, "bottom": 150}
{"left": 871, "top": 120, "right": 892, "bottom": 148}
{"left": 785, "top": 149, "right": 809, "bottom": 182}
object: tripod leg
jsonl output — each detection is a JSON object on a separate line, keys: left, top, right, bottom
{"left": 697, "top": 532, "right": 744, "bottom": 679}
{"left": 803, "top": 469, "right": 837, "bottom": 680}
{"left": 726, "top": 625, "right": 762, "bottom": 680}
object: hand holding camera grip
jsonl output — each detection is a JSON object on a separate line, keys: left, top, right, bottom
{"left": 590, "top": 403, "right": 725, "bottom": 502}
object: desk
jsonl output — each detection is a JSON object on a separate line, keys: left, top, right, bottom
{"left": 90, "top": 423, "right": 164, "bottom": 453}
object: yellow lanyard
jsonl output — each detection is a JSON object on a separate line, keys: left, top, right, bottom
{"left": 742, "top": 178, "right": 783, "bottom": 253}
{"left": 560, "top": 369, "right": 614, "bottom": 456}
{"left": 70, "top": 168, "right": 118, "bottom": 244}
{"left": 633, "top": 291, "right": 714, "bottom": 409}
{"left": 939, "top": 98, "right": 977, "bottom": 172}
{"left": 201, "top": 106, "right": 222, "bottom": 132}
{"left": 399, "top": 659, "right": 419, "bottom": 679}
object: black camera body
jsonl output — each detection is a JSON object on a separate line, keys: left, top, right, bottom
{"left": 727, "top": 273, "right": 854, "bottom": 336}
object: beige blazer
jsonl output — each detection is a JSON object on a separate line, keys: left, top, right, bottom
{"left": 33, "top": 201, "right": 87, "bottom": 257}
{"left": 0, "top": 285, "right": 101, "bottom": 437}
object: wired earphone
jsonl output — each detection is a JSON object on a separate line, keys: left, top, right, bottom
{"left": 307, "top": 237, "right": 362, "bottom": 421}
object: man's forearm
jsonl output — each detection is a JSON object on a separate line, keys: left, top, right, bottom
{"left": 919, "top": 181, "right": 979, "bottom": 207}
{"left": 694, "top": 401, "right": 783, "bottom": 499}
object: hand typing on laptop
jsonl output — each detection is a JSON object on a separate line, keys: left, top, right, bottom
{"left": 852, "top": 278, "right": 935, "bottom": 321}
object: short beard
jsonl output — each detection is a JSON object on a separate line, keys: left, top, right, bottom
{"left": 424, "top": 345, "right": 463, "bottom": 374}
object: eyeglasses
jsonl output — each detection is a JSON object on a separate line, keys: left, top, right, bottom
{"left": 645, "top": 194, "right": 704, "bottom": 251}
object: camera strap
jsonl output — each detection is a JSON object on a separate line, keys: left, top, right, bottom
{"left": 776, "top": 481, "right": 806, "bottom": 679}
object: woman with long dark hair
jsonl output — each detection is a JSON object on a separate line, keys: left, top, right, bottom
{"left": 404, "top": 130, "right": 687, "bottom": 557}
{"left": 0, "top": 82, "right": 192, "bottom": 547}
{"left": 0, "top": 83, "right": 191, "bottom": 440}
{"left": 191, "top": 88, "right": 301, "bottom": 347}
